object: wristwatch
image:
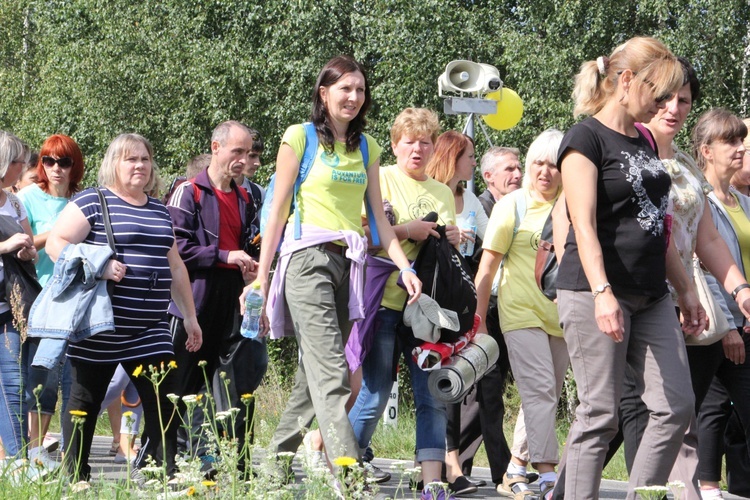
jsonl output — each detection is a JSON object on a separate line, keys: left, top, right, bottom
{"left": 592, "top": 282, "right": 612, "bottom": 299}
{"left": 732, "top": 283, "right": 750, "bottom": 300}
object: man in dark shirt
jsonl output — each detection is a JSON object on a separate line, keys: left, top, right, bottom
{"left": 455, "top": 146, "right": 523, "bottom": 489}
{"left": 168, "top": 121, "right": 266, "bottom": 473}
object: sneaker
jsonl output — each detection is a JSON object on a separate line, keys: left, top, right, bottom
{"left": 363, "top": 461, "right": 391, "bottom": 484}
{"left": 130, "top": 467, "right": 147, "bottom": 489}
{"left": 449, "top": 475, "right": 478, "bottom": 495}
{"left": 29, "top": 447, "right": 61, "bottom": 471}
{"left": 114, "top": 450, "right": 135, "bottom": 464}
{"left": 421, "top": 484, "right": 458, "bottom": 500}
{"left": 302, "top": 432, "right": 326, "bottom": 469}
{"left": 43, "top": 434, "right": 59, "bottom": 454}
{"left": 526, "top": 473, "right": 539, "bottom": 484}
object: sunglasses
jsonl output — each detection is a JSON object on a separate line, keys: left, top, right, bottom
{"left": 41, "top": 156, "right": 74, "bottom": 169}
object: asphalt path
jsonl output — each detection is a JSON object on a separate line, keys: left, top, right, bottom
{"left": 47, "top": 435, "right": 745, "bottom": 499}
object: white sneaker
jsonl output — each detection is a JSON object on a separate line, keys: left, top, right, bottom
{"left": 28, "top": 446, "right": 61, "bottom": 474}
{"left": 302, "top": 433, "right": 326, "bottom": 469}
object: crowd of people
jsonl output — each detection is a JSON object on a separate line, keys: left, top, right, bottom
{"left": 1, "top": 38, "right": 750, "bottom": 500}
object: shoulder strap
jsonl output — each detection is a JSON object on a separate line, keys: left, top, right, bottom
{"left": 635, "top": 123, "right": 659, "bottom": 156}
{"left": 360, "top": 133, "right": 381, "bottom": 246}
{"left": 512, "top": 189, "right": 527, "bottom": 241}
{"left": 292, "top": 122, "right": 320, "bottom": 239}
{"left": 95, "top": 188, "right": 117, "bottom": 296}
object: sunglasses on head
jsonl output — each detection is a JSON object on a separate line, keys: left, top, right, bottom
{"left": 41, "top": 156, "right": 74, "bottom": 168}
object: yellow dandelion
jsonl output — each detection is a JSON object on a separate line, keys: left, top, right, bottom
{"left": 241, "top": 393, "right": 253, "bottom": 401}
{"left": 186, "top": 486, "right": 196, "bottom": 496}
{"left": 333, "top": 456, "right": 357, "bottom": 467}
{"left": 168, "top": 360, "right": 177, "bottom": 369}
{"left": 133, "top": 365, "right": 143, "bottom": 377}
{"left": 201, "top": 480, "right": 217, "bottom": 487}
{"left": 69, "top": 410, "right": 88, "bottom": 417}
{"left": 196, "top": 394, "right": 203, "bottom": 402}
{"left": 123, "top": 411, "right": 134, "bottom": 418}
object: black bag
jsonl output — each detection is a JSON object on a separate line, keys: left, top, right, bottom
{"left": 398, "top": 225, "right": 477, "bottom": 346}
{"left": 0, "top": 215, "right": 41, "bottom": 322}
{"left": 534, "top": 207, "right": 558, "bottom": 301}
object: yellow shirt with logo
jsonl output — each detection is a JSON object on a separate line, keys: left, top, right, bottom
{"left": 724, "top": 193, "right": 750, "bottom": 280}
{"left": 483, "top": 189, "right": 562, "bottom": 336}
{"left": 282, "top": 124, "right": 382, "bottom": 236}
{"left": 376, "top": 165, "right": 456, "bottom": 311}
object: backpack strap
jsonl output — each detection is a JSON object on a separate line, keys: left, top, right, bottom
{"left": 512, "top": 189, "right": 527, "bottom": 240}
{"left": 360, "top": 133, "right": 381, "bottom": 247}
{"left": 292, "top": 122, "right": 320, "bottom": 239}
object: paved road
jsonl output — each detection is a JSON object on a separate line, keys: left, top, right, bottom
{"left": 52, "top": 435, "right": 745, "bottom": 499}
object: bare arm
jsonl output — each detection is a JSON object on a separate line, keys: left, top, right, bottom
{"left": 167, "top": 242, "right": 202, "bottom": 352}
{"left": 561, "top": 150, "right": 624, "bottom": 342}
{"left": 551, "top": 192, "right": 568, "bottom": 265}
{"left": 45, "top": 203, "right": 92, "bottom": 262}
{"left": 665, "top": 236, "right": 706, "bottom": 336}
{"left": 366, "top": 162, "right": 421, "bottom": 302}
{"left": 32, "top": 231, "right": 49, "bottom": 251}
{"left": 474, "top": 248, "right": 504, "bottom": 334}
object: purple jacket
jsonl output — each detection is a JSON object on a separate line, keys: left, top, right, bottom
{"left": 167, "top": 168, "right": 253, "bottom": 318}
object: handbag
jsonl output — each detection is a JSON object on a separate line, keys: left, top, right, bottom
{"left": 685, "top": 257, "right": 733, "bottom": 346}
{"left": 0, "top": 214, "right": 42, "bottom": 323}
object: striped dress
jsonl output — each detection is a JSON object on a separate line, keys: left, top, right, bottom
{"left": 67, "top": 188, "right": 175, "bottom": 363}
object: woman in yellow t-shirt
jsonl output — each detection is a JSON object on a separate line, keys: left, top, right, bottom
{"left": 253, "top": 56, "right": 421, "bottom": 472}
{"left": 474, "top": 129, "right": 565, "bottom": 499}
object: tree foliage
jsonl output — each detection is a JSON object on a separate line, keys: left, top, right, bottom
{"left": 1, "top": 0, "right": 749, "bottom": 187}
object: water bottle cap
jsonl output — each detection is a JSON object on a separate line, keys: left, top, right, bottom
{"left": 252, "top": 281, "right": 261, "bottom": 290}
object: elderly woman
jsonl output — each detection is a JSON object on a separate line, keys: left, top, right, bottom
{"left": 0, "top": 131, "right": 37, "bottom": 469}
{"left": 254, "top": 56, "right": 420, "bottom": 476}
{"left": 473, "top": 129, "right": 565, "bottom": 500}
{"left": 346, "top": 109, "right": 458, "bottom": 497}
{"left": 46, "top": 133, "right": 201, "bottom": 483}
{"left": 555, "top": 37, "right": 709, "bottom": 499}
{"left": 690, "top": 109, "right": 750, "bottom": 498}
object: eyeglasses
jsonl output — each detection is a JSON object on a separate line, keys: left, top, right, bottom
{"left": 41, "top": 156, "right": 74, "bottom": 168}
{"left": 640, "top": 77, "right": 673, "bottom": 104}
{"left": 617, "top": 70, "right": 674, "bottom": 104}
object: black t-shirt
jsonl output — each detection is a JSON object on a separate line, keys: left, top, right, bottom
{"left": 556, "top": 117, "right": 670, "bottom": 298}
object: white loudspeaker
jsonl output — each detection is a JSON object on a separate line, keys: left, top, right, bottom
{"left": 438, "top": 60, "right": 503, "bottom": 96}
{"left": 438, "top": 60, "right": 484, "bottom": 95}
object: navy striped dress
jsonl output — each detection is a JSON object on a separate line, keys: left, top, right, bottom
{"left": 68, "top": 188, "right": 175, "bottom": 363}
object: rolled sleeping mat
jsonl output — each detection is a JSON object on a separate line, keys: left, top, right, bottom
{"left": 427, "top": 333, "right": 499, "bottom": 404}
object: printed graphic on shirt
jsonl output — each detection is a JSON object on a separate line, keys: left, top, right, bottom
{"left": 620, "top": 150, "right": 669, "bottom": 236}
{"left": 405, "top": 194, "right": 442, "bottom": 223}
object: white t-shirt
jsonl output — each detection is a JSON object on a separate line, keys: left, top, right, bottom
{"left": 0, "top": 192, "right": 29, "bottom": 314}
{"left": 456, "top": 189, "right": 489, "bottom": 240}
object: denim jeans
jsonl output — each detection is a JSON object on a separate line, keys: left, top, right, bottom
{"left": 348, "top": 307, "right": 447, "bottom": 463}
{"left": 25, "top": 337, "right": 60, "bottom": 414}
{"left": 0, "top": 314, "right": 29, "bottom": 458}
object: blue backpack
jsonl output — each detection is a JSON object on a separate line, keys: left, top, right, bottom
{"left": 260, "top": 122, "right": 380, "bottom": 246}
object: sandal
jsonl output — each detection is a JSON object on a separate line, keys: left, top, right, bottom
{"left": 539, "top": 480, "right": 555, "bottom": 500}
{"left": 497, "top": 473, "right": 535, "bottom": 499}
{"left": 108, "top": 440, "right": 120, "bottom": 456}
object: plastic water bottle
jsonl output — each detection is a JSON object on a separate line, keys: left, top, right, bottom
{"left": 460, "top": 211, "right": 477, "bottom": 256}
{"left": 240, "top": 282, "right": 263, "bottom": 340}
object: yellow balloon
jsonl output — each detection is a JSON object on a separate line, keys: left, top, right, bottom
{"left": 482, "top": 88, "right": 524, "bottom": 130}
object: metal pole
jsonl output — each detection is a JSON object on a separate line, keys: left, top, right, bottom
{"left": 463, "top": 114, "right": 476, "bottom": 193}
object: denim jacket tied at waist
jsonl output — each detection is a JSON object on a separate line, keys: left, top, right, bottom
{"left": 27, "top": 242, "right": 115, "bottom": 369}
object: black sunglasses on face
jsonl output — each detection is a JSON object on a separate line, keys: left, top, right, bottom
{"left": 41, "top": 156, "right": 74, "bottom": 168}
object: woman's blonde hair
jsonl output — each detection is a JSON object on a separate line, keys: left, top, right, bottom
{"left": 573, "top": 37, "right": 683, "bottom": 117}
{"left": 390, "top": 108, "right": 441, "bottom": 145}
{"left": 691, "top": 108, "right": 748, "bottom": 170}
{"left": 98, "top": 133, "right": 160, "bottom": 194}
{"left": 425, "top": 131, "right": 473, "bottom": 195}
{"left": 0, "top": 131, "right": 27, "bottom": 181}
